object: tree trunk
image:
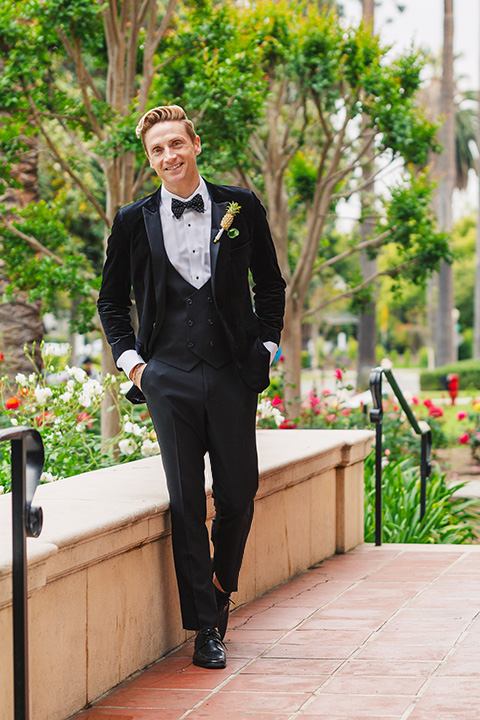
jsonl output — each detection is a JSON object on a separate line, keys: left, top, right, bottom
{"left": 0, "top": 134, "right": 44, "bottom": 385}
{"left": 474, "top": 8, "right": 480, "bottom": 358}
{"left": 356, "top": 0, "right": 377, "bottom": 390}
{"left": 435, "top": 0, "right": 455, "bottom": 367}
{"left": 281, "top": 299, "right": 303, "bottom": 420}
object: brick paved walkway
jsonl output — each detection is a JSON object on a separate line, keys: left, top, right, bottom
{"left": 73, "top": 544, "right": 480, "bottom": 719}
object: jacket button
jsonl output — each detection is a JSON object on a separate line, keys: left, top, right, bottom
{"left": 209, "top": 340, "right": 215, "bottom": 347}
{"left": 208, "top": 319, "right": 214, "bottom": 325}
{"left": 188, "top": 320, "right": 194, "bottom": 326}
{"left": 187, "top": 298, "right": 193, "bottom": 305}
{"left": 187, "top": 341, "right": 194, "bottom": 348}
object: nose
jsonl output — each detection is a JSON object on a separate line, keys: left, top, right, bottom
{"left": 163, "top": 145, "right": 176, "bottom": 164}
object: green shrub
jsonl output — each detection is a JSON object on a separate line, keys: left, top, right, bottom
{"left": 420, "top": 358, "right": 480, "bottom": 392}
{"left": 364, "top": 452, "right": 479, "bottom": 544}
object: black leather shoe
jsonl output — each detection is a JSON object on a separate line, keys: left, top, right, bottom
{"left": 193, "top": 628, "right": 226, "bottom": 669}
{"left": 215, "top": 586, "right": 234, "bottom": 640}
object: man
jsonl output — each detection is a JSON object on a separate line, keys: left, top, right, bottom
{"left": 98, "top": 105, "right": 285, "bottom": 669}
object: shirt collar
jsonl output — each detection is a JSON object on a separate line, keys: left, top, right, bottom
{"left": 160, "top": 177, "right": 210, "bottom": 209}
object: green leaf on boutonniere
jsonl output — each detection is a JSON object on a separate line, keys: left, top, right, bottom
{"left": 227, "top": 228, "right": 239, "bottom": 238}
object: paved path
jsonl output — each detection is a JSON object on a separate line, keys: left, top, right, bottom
{"left": 72, "top": 543, "right": 480, "bottom": 720}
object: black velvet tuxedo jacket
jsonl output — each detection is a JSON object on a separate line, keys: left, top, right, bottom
{"left": 97, "top": 180, "right": 286, "bottom": 400}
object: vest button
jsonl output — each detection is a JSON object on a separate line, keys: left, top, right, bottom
{"left": 209, "top": 340, "right": 215, "bottom": 347}
{"left": 187, "top": 341, "right": 194, "bottom": 348}
{"left": 208, "top": 319, "right": 214, "bottom": 325}
{"left": 187, "top": 298, "right": 193, "bottom": 305}
{"left": 188, "top": 320, "right": 194, "bottom": 326}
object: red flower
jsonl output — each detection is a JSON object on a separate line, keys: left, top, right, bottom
{"left": 0, "top": 353, "right": 4, "bottom": 362}
{"left": 334, "top": 368, "right": 343, "bottom": 380}
{"left": 457, "top": 411, "right": 467, "bottom": 420}
{"left": 412, "top": 396, "right": 420, "bottom": 405}
{"left": 279, "top": 419, "right": 297, "bottom": 429}
{"left": 279, "top": 355, "right": 285, "bottom": 363}
{"left": 428, "top": 406, "right": 443, "bottom": 418}
{"left": 271, "top": 394, "right": 283, "bottom": 407}
{"left": 35, "top": 411, "right": 55, "bottom": 426}
{"left": 459, "top": 433, "right": 470, "bottom": 444}
{"left": 76, "top": 411, "right": 94, "bottom": 428}
{"left": 5, "top": 396, "right": 20, "bottom": 410}
{"left": 423, "top": 398, "right": 433, "bottom": 408}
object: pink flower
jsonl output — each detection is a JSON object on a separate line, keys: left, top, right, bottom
{"left": 423, "top": 398, "right": 433, "bottom": 408}
{"left": 308, "top": 390, "right": 320, "bottom": 407}
{"left": 412, "top": 396, "right": 420, "bottom": 405}
{"left": 384, "top": 448, "right": 391, "bottom": 456}
{"left": 322, "top": 389, "right": 331, "bottom": 397}
{"left": 271, "top": 395, "right": 283, "bottom": 408}
{"left": 326, "top": 413, "right": 337, "bottom": 423}
{"left": 334, "top": 368, "right": 343, "bottom": 380}
{"left": 340, "top": 408, "right": 351, "bottom": 416}
{"left": 429, "top": 406, "right": 443, "bottom": 418}
{"left": 76, "top": 411, "right": 94, "bottom": 428}
{"left": 459, "top": 433, "right": 470, "bottom": 444}
{"left": 457, "top": 411, "right": 467, "bottom": 420}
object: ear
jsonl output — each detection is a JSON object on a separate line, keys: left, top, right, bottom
{"left": 195, "top": 135, "right": 202, "bottom": 157}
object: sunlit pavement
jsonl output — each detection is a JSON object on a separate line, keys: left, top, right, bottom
{"left": 72, "top": 543, "right": 480, "bottom": 720}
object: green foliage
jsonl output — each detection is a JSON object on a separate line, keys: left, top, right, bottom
{"left": 364, "top": 453, "right": 479, "bottom": 544}
{"left": 420, "top": 359, "right": 480, "bottom": 392}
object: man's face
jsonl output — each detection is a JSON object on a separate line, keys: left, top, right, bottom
{"left": 144, "top": 121, "right": 202, "bottom": 197}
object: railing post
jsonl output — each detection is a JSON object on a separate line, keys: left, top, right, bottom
{"left": 420, "top": 429, "right": 432, "bottom": 520}
{"left": 1, "top": 427, "right": 44, "bottom": 720}
{"left": 369, "top": 368, "right": 384, "bottom": 547}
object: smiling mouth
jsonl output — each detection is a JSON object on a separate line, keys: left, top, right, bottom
{"left": 166, "top": 163, "right": 183, "bottom": 171}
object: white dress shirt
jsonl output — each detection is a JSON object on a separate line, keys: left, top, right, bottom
{"left": 118, "top": 179, "right": 277, "bottom": 378}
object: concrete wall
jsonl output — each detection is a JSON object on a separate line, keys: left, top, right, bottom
{"left": 0, "top": 428, "right": 373, "bottom": 720}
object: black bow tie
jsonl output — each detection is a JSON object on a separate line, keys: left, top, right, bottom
{"left": 171, "top": 194, "right": 205, "bottom": 219}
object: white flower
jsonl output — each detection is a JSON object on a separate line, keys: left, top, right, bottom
{"left": 34, "top": 386, "right": 53, "bottom": 405}
{"left": 124, "top": 421, "right": 134, "bottom": 434}
{"left": 132, "top": 423, "right": 144, "bottom": 437}
{"left": 120, "top": 381, "right": 132, "bottom": 395}
{"left": 69, "top": 366, "right": 87, "bottom": 383}
{"left": 78, "top": 391, "right": 92, "bottom": 408}
{"left": 41, "top": 471, "right": 57, "bottom": 483}
{"left": 141, "top": 439, "right": 160, "bottom": 457}
{"left": 15, "top": 373, "right": 27, "bottom": 386}
{"left": 118, "top": 438, "right": 137, "bottom": 456}
{"left": 59, "top": 391, "right": 73, "bottom": 403}
{"left": 10, "top": 418, "right": 18, "bottom": 426}
{"left": 66, "top": 379, "right": 75, "bottom": 391}
{"left": 28, "top": 373, "right": 36, "bottom": 383}
{"left": 380, "top": 357, "right": 393, "bottom": 370}
{"left": 256, "top": 398, "right": 284, "bottom": 426}
{"left": 0, "top": 485, "right": 4, "bottom": 495}
{"left": 84, "top": 379, "right": 102, "bottom": 396}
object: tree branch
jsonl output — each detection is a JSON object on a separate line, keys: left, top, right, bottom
{"left": 26, "top": 96, "right": 109, "bottom": 226}
{"left": 316, "top": 231, "right": 390, "bottom": 272}
{"left": 303, "top": 259, "right": 417, "bottom": 318}
{"left": 0, "top": 216, "right": 64, "bottom": 264}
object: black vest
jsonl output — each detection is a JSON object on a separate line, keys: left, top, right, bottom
{"left": 151, "top": 259, "right": 232, "bottom": 370}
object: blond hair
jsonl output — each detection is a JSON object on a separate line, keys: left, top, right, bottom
{"left": 135, "top": 105, "right": 197, "bottom": 154}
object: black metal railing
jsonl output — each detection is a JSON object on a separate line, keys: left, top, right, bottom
{"left": 369, "top": 367, "right": 432, "bottom": 547}
{"left": 1, "top": 427, "right": 44, "bottom": 720}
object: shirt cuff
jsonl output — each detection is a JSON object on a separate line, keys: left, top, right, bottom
{"left": 263, "top": 341, "right": 278, "bottom": 366}
{"left": 117, "top": 349, "right": 146, "bottom": 379}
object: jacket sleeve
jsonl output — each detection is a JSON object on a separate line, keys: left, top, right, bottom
{"left": 249, "top": 193, "right": 286, "bottom": 346}
{"left": 97, "top": 210, "right": 137, "bottom": 365}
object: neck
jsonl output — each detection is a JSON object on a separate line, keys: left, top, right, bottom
{"left": 164, "top": 174, "right": 201, "bottom": 199}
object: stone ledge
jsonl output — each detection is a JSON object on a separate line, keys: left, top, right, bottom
{"left": 0, "top": 428, "right": 373, "bottom": 720}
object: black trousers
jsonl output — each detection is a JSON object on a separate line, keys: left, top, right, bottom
{"left": 141, "top": 358, "right": 259, "bottom": 630}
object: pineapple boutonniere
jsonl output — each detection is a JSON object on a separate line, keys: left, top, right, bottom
{"left": 214, "top": 201, "right": 241, "bottom": 242}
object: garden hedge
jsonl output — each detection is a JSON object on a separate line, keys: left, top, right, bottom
{"left": 420, "top": 358, "right": 480, "bottom": 392}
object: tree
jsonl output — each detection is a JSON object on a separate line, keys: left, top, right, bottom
{"left": 0, "top": 0, "right": 179, "bottom": 437}
{"left": 435, "top": 0, "right": 456, "bottom": 366}
{"left": 165, "top": 1, "right": 450, "bottom": 415}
